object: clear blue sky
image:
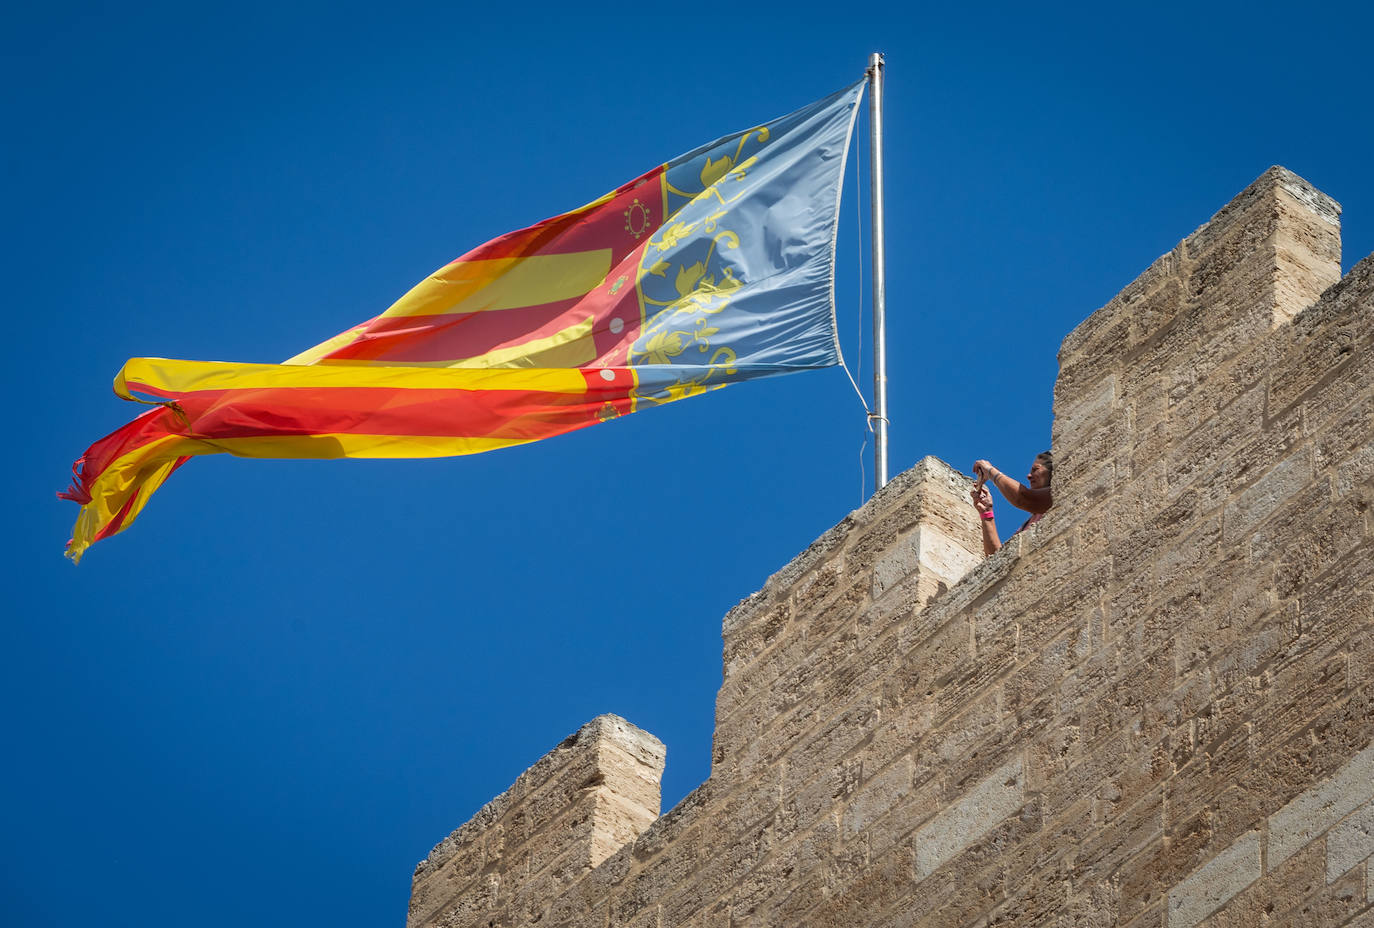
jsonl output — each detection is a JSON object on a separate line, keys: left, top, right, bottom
{"left": 6, "top": 2, "right": 1372, "bottom": 925}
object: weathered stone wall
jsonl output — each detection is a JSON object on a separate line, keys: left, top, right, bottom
{"left": 410, "top": 166, "right": 1374, "bottom": 927}
{"left": 409, "top": 715, "right": 665, "bottom": 926}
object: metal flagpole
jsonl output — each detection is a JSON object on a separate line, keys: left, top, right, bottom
{"left": 867, "top": 52, "right": 890, "bottom": 489}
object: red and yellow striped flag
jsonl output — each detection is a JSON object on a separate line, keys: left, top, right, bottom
{"left": 61, "top": 82, "right": 864, "bottom": 561}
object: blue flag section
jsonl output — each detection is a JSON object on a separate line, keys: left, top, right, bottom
{"left": 628, "top": 80, "right": 865, "bottom": 405}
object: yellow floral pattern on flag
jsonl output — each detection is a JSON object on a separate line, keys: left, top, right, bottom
{"left": 629, "top": 126, "right": 768, "bottom": 403}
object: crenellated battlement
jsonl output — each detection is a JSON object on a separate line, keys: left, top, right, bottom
{"left": 410, "top": 167, "right": 1374, "bottom": 928}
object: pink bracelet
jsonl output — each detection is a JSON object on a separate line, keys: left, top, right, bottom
{"left": 980, "top": 510, "right": 995, "bottom": 521}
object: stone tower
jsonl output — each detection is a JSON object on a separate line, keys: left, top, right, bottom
{"left": 408, "top": 167, "right": 1374, "bottom": 928}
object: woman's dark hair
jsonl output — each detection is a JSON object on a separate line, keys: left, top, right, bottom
{"left": 1035, "top": 450, "right": 1053, "bottom": 482}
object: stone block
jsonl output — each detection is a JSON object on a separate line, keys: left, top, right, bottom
{"left": 1316, "top": 391, "right": 1374, "bottom": 474}
{"left": 720, "top": 594, "right": 790, "bottom": 682}
{"left": 1164, "top": 830, "right": 1261, "bottom": 928}
{"left": 1054, "top": 373, "right": 1119, "bottom": 452}
{"left": 840, "top": 755, "right": 913, "bottom": 840}
{"left": 862, "top": 773, "right": 944, "bottom": 861}
{"left": 1199, "top": 841, "right": 1323, "bottom": 928}
{"left": 1222, "top": 448, "right": 1315, "bottom": 543}
{"left": 1336, "top": 438, "right": 1374, "bottom": 501}
{"left": 1266, "top": 312, "right": 1364, "bottom": 420}
{"left": 1059, "top": 244, "right": 1183, "bottom": 365}
{"left": 913, "top": 756, "right": 1025, "bottom": 879}
{"left": 1268, "top": 742, "right": 1374, "bottom": 869}
{"left": 1058, "top": 308, "right": 1130, "bottom": 397}
{"left": 871, "top": 523, "right": 979, "bottom": 603}
{"left": 1275, "top": 867, "right": 1367, "bottom": 926}
{"left": 1326, "top": 797, "right": 1374, "bottom": 882}
{"left": 1166, "top": 386, "right": 1266, "bottom": 499}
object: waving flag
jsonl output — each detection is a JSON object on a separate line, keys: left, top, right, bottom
{"left": 61, "top": 81, "right": 864, "bottom": 562}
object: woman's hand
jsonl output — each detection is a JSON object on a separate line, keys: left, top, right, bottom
{"left": 970, "top": 484, "right": 994, "bottom": 513}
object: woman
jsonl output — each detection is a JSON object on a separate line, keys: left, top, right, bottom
{"left": 970, "top": 452, "right": 1053, "bottom": 556}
